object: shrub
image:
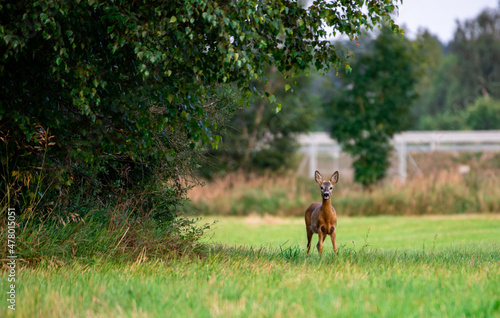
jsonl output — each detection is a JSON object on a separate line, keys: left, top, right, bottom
{"left": 465, "top": 97, "right": 500, "bottom": 130}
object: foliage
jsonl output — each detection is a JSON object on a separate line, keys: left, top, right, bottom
{"left": 200, "top": 67, "right": 319, "bottom": 178}
{"left": 409, "top": 30, "right": 444, "bottom": 120}
{"left": 0, "top": 205, "right": 211, "bottom": 264}
{"left": 450, "top": 7, "right": 500, "bottom": 104}
{"left": 417, "top": 97, "right": 500, "bottom": 130}
{"left": 417, "top": 111, "right": 467, "bottom": 130}
{"left": 465, "top": 97, "right": 500, "bottom": 130}
{"left": 322, "top": 28, "right": 419, "bottom": 187}
{"left": 0, "top": 0, "right": 401, "bottom": 222}
{"left": 412, "top": 4, "right": 500, "bottom": 129}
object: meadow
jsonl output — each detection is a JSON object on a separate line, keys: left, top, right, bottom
{"left": 2, "top": 215, "right": 499, "bottom": 317}
{"left": 3, "top": 160, "right": 500, "bottom": 317}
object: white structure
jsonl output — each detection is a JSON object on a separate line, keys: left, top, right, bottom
{"left": 298, "top": 131, "right": 500, "bottom": 183}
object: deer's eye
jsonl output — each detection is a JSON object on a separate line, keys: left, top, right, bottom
{"left": 330, "top": 187, "right": 333, "bottom": 190}
{"left": 320, "top": 186, "right": 324, "bottom": 190}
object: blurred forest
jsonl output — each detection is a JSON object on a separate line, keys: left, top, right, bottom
{"left": 412, "top": 6, "right": 500, "bottom": 130}
{"left": 203, "top": 4, "right": 500, "bottom": 183}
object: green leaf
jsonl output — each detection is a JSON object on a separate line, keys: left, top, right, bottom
{"left": 275, "top": 104, "right": 282, "bottom": 113}
{"left": 170, "top": 16, "right": 177, "bottom": 23}
{"left": 285, "top": 84, "right": 291, "bottom": 92}
{"left": 268, "top": 94, "right": 277, "bottom": 103}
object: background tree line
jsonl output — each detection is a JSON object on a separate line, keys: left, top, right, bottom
{"left": 205, "top": 4, "right": 500, "bottom": 186}
{"left": 413, "top": 5, "right": 500, "bottom": 130}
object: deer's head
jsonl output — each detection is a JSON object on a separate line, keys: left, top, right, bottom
{"left": 315, "top": 170, "right": 339, "bottom": 200}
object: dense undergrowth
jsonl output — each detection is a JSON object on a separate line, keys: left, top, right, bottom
{"left": 0, "top": 197, "right": 213, "bottom": 266}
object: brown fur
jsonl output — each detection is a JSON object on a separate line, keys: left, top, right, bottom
{"left": 305, "top": 170, "right": 339, "bottom": 255}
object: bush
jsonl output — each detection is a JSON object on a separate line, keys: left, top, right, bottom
{"left": 465, "top": 97, "right": 500, "bottom": 130}
{"left": 0, "top": 203, "right": 212, "bottom": 264}
{"left": 417, "top": 112, "right": 468, "bottom": 130}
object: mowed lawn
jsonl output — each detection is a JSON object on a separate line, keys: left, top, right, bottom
{"left": 2, "top": 215, "right": 500, "bottom": 318}
{"left": 202, "top": 214, "right": 500, "bottom": 251}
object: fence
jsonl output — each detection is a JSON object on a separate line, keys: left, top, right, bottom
{"left": 297, "top": 131, "right": 500, "bottom": 183}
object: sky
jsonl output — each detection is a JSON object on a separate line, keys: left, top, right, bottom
{"left": 394, "top": 0, "right": 499, "bottom": 43}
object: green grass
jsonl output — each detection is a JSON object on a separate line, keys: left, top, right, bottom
{"left": 202, "top": 214, "right": 500, "bottom": 251}
{"left": 2, "top": 215, "right": 500, "bottom": 317}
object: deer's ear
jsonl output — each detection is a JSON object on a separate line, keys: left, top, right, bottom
{"left": 314, "top": 170, "right": 323, "bottom": 185}
{"left": 331, "top": 171, "right": 339, "bottom": 185}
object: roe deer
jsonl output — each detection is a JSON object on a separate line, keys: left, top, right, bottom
{"left": 305, "top": 170, "right": 339, "bottom": 255}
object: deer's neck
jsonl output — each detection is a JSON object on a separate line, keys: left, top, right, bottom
{"left": 321, "top": 198, "right": 334, "bottom": 214}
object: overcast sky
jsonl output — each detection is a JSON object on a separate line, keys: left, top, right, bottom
{"left": 394, "top": 0, "right": 499, "bottom": 43}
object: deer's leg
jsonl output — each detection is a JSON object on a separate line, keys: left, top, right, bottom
{"left": 306, "top": 227, "right": 313, "bottom": 255}
{"left": 331, "top": 230, "right": 338, "bottom": 253}
{"left": 327, "top": 226, "right": 338, "bottom": 253}
{"left": 317, "top": 227, "right": 325, "bottom": 255}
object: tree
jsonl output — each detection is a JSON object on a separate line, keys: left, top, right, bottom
{"left": 451, "top": 6, "right": 500, "bottom": 104}
{"left": 414, "top": 4, "right": 500, "bottom": 130}
{"left": 409, "top": 29, "right": 444, "bottom": 121}
{"left": 323, "top": 28, "right": 419, "bottom": 187}
{"left": 200, "top": 66, "right": 319, "bottom": 177}
{"left": 0, "top": 0, "right": 401, "bottom": 220}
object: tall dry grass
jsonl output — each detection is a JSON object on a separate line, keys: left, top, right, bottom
{"left": 185, "top": 170, "right": 500, "bottom": 216}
